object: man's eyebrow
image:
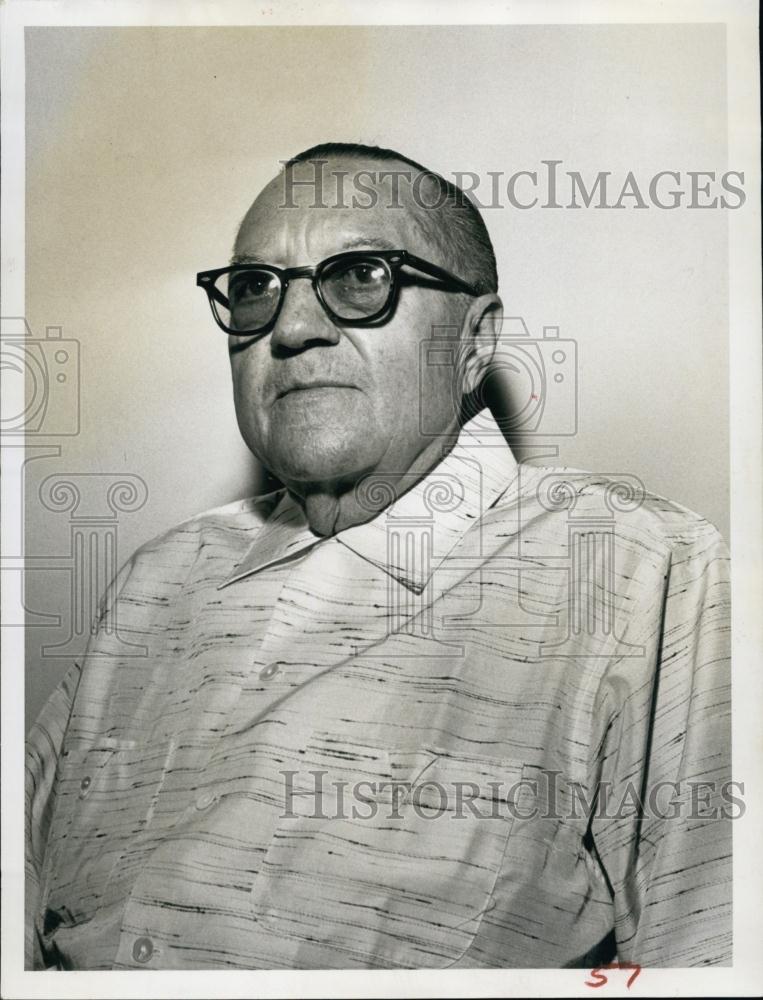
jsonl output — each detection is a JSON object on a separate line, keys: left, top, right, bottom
{"left": 230, "top": 237, "right": 399, "bottom": 267}
{"left": 230, "top": 251, "right": 266, "bottom": 265}
{"left": 339, "top": 236, "right": 398, "bottom": 252}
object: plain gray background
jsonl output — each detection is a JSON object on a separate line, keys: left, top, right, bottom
{"left": 24, "top": 25, "right": 729, "bottom": 728}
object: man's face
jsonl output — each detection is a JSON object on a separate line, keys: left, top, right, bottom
{"left": 229, "top": 157, "right": 470, "bottom": 492}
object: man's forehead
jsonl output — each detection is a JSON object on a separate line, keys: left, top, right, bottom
{"left": 234, "top": 155, "right": 437, "bottom": 262}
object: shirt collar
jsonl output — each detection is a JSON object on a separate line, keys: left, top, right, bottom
{"left": 219, "top": 410, "right": 518, "bottom": 592}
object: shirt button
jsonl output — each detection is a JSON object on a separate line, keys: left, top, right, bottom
{"left": 79, "top": 776, "right": 92, "bottom": 795}
{"left": 195, "top": 791, "right": 216, "bottom": 810}
{"left": 259, "top": 661, "right": 281, "bottom": 681}
{"left": 132, "top": 936, "right": 154, "bottom": 963}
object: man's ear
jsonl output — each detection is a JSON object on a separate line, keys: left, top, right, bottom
{"left": 458, "top": 294, "right": 503, "bottom": 396}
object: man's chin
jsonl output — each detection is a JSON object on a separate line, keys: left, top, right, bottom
{"left": 265, "top": 436, "right": 383, "bottom": 491}
{"left": 260, "top": 393, "right": 384, "bottom": 487}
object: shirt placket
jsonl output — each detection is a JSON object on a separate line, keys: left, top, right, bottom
{"left": 220, "top": 538, "right": 394, "bottom": 735}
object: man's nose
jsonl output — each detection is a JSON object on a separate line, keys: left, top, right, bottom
{"left": 270, "top": 277, "right": 342, "bottom": 352}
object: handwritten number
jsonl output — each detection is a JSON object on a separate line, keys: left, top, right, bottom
{"left": 585, "top": 967, "right": 609, "bottom": 988}
{"left": 585, "top": 962, "right": 642, "bottom": 989}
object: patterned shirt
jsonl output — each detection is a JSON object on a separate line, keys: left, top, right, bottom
{"left": 25, "top": 411, "right": 732, "bottom": 970}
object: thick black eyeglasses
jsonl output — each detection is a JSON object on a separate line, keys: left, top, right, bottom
{"left": 196, "top": 249, "right": 480, "bottom": 336}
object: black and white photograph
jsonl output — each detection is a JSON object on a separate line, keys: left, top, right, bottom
{"left": 1, "top": 1, "right": 761, "bottom": 997}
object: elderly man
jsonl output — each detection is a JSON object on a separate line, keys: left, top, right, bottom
{"left": 26, "top": 143, "right": 731, "bottom": 971}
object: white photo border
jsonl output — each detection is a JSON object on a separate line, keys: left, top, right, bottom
{"left": 1, "top": 1, "right": 760, "bottom": 997}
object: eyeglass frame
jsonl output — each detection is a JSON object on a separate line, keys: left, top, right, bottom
{"left": 196, "top": 249, "right": 482, "bottom": 336}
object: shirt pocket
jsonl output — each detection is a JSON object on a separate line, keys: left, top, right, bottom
{"left": 43, "top": 739, "right": 173, "bottom": 927}
{"left": 249, "top": 744, "right": 525, "bottom": 969}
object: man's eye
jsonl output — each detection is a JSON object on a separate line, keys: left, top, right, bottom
{"left": 229, "top": 272, "right": 277, "bottom": 302}
{"left": 338, "top": 263, "right": 387, "bottom": 287}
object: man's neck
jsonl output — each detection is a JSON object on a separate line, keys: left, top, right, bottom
{"left": 286, "top": 427, "right": 461, "bottom": 537}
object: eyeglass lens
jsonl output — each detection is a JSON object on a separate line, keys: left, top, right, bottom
{"left": 227, "top": 271, "right": 281, "bottom": 332}
{"left": 216, "top": 256, "right": 393, "bottom": 332}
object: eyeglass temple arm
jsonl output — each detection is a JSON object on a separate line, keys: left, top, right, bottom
{"left": 400, "top": 252, "right": 481, "bottom": 296}
{"left": 197, "top": 272, "right": 232, "bottom": 309}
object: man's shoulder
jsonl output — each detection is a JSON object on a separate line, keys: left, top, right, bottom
{"left": 491, "top": 463, "right": 727, "bottom": 555}
{"left": 128, "top": 488, "right": 286, "bottom": 568}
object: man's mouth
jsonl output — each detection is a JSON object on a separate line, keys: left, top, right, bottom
{"left": 276, "top": 381, "right": 357, "bottom": 399}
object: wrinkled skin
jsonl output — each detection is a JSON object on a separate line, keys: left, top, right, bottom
{"left": 229, "top": 156, "right": 501, "bottom": 535}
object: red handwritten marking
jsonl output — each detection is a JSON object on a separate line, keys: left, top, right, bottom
{"left": 585, "top": 962, "right": 642, "bottom": 989}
